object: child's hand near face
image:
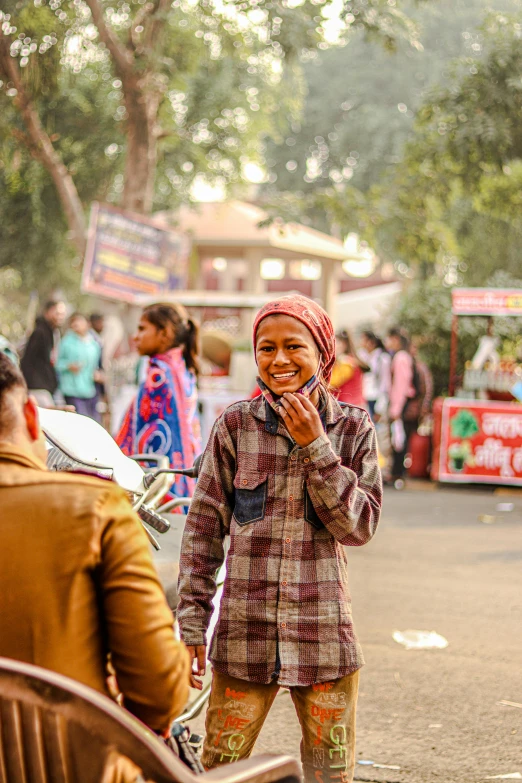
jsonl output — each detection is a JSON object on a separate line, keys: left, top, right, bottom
{"left": 279, "top": 393, "right": 324, "bottom": 448}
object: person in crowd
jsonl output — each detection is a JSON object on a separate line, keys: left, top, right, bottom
{"left": 116, "top": 302, "right": 201, "bottom": 501}
{"left": 386, "top": 327, "right": 418, "bottom": 488}
{"left": 90, "top": 312, "right": 107, "bottom": 422}
{"left": 0, "top": 353, "right": 190, "bottom": 742}
{"left": 411, "top": 339, "right": 434, "bottom": 422}
{"left": 90, "top": 312, "right": 105, "bottom": 344}
{"left": 329, "top": 328, "right": 369, "bottom": 408}
{"left": 0, "top": 335, "right": 19, "bottom": 366}
{"left": 177, "top": 294, "right": 382, "bottom": 783}
{"left": 20, "top": 299, "right": 66, "bottom": 407}
{"left": 56, "top": 313, "right": 101, "bottom": 419}
{"left": 360, "top": 330, "right": 391, "bottom": 422}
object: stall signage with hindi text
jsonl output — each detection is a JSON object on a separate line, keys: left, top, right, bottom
{"left": 439, "top": 399, "right": 522, "bottom": 485}
{"left": 452, "top": 288, "right": 522, "bottom": 316}
{"left": 82, "top": 203, "right": 190, "bottom": 303}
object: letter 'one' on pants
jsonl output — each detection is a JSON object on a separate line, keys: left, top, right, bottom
{"left": 202, "top": 670, "right": 360, "bottom": 783}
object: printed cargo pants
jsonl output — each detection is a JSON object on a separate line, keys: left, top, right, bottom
{"left": 201, "top": 670, "right": 360, "bottom": 783}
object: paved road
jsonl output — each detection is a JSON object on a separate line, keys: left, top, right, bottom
{"left": 192, "top": 486, "right": 522, "bottom": 782}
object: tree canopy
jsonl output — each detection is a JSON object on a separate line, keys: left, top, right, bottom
{"left": 261, "top": 0, "right": 522, "bottom": 288}
{"left": 0, "top": 0, "right": 421, "bottom": 296}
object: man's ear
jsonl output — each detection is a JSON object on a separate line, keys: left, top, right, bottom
{"left": 24, "top": 396, "right": 41, "bottom": 442}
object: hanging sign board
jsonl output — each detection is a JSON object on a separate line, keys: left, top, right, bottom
{"left": 438, "top": 398, "right": 522, "bottom": 485}
{"left": 82, "top": 203, "right": 190, "bottom": 303}
{"left": 452, "top": 288, "right": 522, "bottom": 317}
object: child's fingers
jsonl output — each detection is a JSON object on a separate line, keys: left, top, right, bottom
{"left": 281, "top": 392, "right": 304, "bottom": 415}
{"left": 196, "top": 645, "right": 207, "bottom": 676}
{"left": 283, "top": 393, "right": 313, "bottom": 420}
{"left": 279, "top": 398, "right": 298, "bottom": 425}
{"left": 298, "top": 394, "right": 320, "bottom": 414}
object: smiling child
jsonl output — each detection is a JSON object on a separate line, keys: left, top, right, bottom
{"left": 177, "top": 295, "right": 382, "bottom": 783}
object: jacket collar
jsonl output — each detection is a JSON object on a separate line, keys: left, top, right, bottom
{"left": 0, "top": 442, "right": 47, "bottom": 473}
{"left": 250, "top": 389, "right": 345, "bottom": 436}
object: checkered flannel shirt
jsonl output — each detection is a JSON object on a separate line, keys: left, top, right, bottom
{"left": 177, "top": 392, "right": 382, "bottom": 687}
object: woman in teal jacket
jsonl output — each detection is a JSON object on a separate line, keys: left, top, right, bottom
{"left": 57, "top": 313, "right": 101, "bottom": 420}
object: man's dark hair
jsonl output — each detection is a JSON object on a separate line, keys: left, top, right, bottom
{"left": 43, "top": 300, "right": 60, "bottom": 313}
{"left": 0, "top": 353, "right": 27, "bottom": 434}
{"left": 90, "top": 313, "right": 103, "bottom": 323}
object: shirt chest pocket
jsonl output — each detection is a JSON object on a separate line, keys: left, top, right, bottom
{"left": 233, "top": 471, "right": 268, "bottom": 526}
{"left": 304, "top": 486, "right": 325, "bottom": 531}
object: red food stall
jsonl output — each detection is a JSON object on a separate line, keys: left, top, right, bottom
{"left": 431, "top": 288, "right": 522, "bottom": 486}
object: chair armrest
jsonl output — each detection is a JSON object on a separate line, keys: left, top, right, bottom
{"left": 202, "top": 755, "right": 301, "bottom": 783}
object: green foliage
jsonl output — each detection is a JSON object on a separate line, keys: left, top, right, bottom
{"left": 0, "top": 0, "right": 423, "bottom": 301}
{"left": 262, "top": 0, "right": 522, "bottom": 289}
{"left": 416, "top": 12, "right": 522, "bottom": 176}
{"left": 263, "top": 0, "right": 492, "bottom": 223}
{"left": 0, "top": 267, "right": 26, "bottom": 342}
{"left": 372, "top": 6, "right": 522, "bottom": 285}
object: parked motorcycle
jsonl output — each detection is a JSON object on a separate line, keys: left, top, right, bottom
{"left": 39, "top": 407, "right": 222, "bottom": 721}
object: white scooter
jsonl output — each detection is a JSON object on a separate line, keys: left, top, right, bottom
{"left": 39, "top": 407, "right": 222, "bottom": 721}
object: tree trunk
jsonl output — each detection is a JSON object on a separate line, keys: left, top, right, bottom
{"left": 121, "top": 81, "right": 158, "bottom": 214}
{"left": 0, "top": 34, "right": 87, "bottom": 255}
{"left": 83, "top": 0, "right": 163, "bottom": 216}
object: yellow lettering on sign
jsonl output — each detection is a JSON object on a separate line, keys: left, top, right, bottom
{"left": 134, "top": 263, "right": 167, "bottom": 282}
{"left": 98, "top": 251, "right": 130, "bottom": 272}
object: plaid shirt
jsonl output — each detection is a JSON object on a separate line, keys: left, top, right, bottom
{"left": 177, "top": 392, "right": 382, "bottom": 687}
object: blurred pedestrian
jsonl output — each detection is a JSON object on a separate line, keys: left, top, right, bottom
{"left": 0, "top": 352, "right": 190, "bottom": 747}
{"left": 360, "top": 330, "right": 391, "bottom": 422}
{"left": 330, "top": 328, "right": 368, "bottom": 407}
{"left": 89, "top": 312, "right": 104, "bottom": 348}
{"left": 116, "top": 302, "right": 201, "bottom": 501}
{"left": 20, "top": 300, "right": 66, "bottom": 407}
{"left": 178, "top": 295, "right": 382, "bottom": 783}
{"left": 411, "top": 340, "right": 433, "bottom": 423}
{"left": 56, "top": 313, "right": 101, "bottom": 419}
{"left": 89, "top": 312, "right": 107, "bottom": 422}
{"left": 385, "top": 327, "right": 418, "bottom": 489}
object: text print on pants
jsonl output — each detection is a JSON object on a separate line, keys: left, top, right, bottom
{"left": 225, "top": 687, "right": 246, "bottom": 700}
{"left": 310, "top": 705, "right": 343, "bottom": 724}
{"left": 224, "top": 700, "right": 256, "bottom": 719}
{"left": 220, "top": 733, "right": 245, "bottom": 763}
{"left": 315, "top": 691, "right": 346, "bottom": 707}
{"left": 314, "top": 772, "right": 350, "bottom": 783}
{"left": 329, "top": 725, "right": 348, "bottom": 771}
{"left": 313, "top": 748, "right": 325, "bottom": 769}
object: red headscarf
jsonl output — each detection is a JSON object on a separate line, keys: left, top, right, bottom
{"left": 253, "top": 295, "right": 336, "bottom": 383}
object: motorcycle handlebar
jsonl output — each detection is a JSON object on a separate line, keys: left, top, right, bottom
{"left": 142, "top": 454, "right": 202, "bottom": 490}
{"left": 138, "top": 506, "right": 170, "bottom": 534}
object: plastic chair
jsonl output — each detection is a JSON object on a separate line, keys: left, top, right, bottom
{"left": 0, "top": 657, "right": 301, "bottom": 783}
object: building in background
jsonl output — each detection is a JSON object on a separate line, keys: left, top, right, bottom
{"left": 155, "top": 200, "right": 396, "bottom": 340}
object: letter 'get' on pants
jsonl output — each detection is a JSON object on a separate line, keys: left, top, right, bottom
{"left": 201, "top": 669, "right": 360, "bottom": 783}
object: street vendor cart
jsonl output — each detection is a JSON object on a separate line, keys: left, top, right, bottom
{"left": 432, "top": 288, "right": 522, "bottom": 486}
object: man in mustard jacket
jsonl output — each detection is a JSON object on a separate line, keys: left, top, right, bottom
{"left": 0, "top": 353, "right": 190, "bottom": 735}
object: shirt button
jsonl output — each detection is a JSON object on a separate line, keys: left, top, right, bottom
{"left": 304, "top": 457, "right": 310, "bottom": 463}
{"left": 290, "top": 455, "right": 296, "bottom": 461}
{"left": 289, "top": 495, "right": 294, "bottom": 501}
{"left": 282, "top": 580, "right": 287, "bottom": 586}
{"left": 285, "top": 537, "right": 291, "bottom": 544}
{"left": 281, "top": 622, "right": 287, "bottom": 628}
{"left": 242, "top": 479, "right": 248, "bottom": 485}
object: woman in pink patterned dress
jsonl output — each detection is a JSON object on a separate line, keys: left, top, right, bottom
{"left": 116, "top": 302, "right": 201, "bottom": 500}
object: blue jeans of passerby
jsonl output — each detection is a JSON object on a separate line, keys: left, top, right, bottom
{"left": 64, "top": 395, "right": 100, "bottom": 422}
